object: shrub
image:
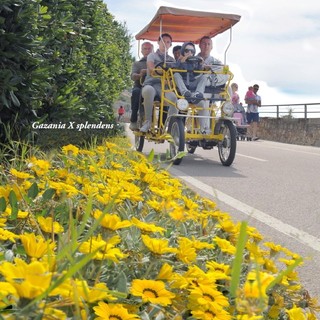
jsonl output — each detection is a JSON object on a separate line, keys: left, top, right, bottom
{"left": 0, "top": 0, "right": 132, "bottom": 144}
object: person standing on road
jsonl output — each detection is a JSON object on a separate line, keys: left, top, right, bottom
{"left": 245, "top": 84, "right": 261, "bottom": 140}
{"left": 129, "top": 42, "right": 153, "bottom": 131}
{"left": 118, "top": 105, "right": 125, "bottom": 121}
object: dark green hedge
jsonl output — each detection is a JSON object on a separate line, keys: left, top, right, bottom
{"left": 0, "top": 0, "right": 132, "bottom": 143}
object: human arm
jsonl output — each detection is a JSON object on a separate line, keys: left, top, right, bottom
{"left": 203, "top": 56, "right": 222, "bottom": 71}
{"left": 131, "top": 69, "right": 147, "bottom": 81}
{"left": 147, "top": 59, "right": 159, "bottom": 77}
{"left": 245, "top": 95, "right": 261, "bottom": 106}
{"left": 131, "top": 62, "right": 147, "bottom": 82}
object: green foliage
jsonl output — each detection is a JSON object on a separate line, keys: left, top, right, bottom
{"left": 0, "top": 0, "right": 132, "bottom": 143}
{"left": 0, "top": 0, "right": 49, "bottom": 141}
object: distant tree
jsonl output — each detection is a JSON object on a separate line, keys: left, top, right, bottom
{"left": 282, "top": 107, "right": 294, "bottom": 119}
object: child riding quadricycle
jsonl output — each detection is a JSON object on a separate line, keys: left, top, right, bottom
{"left": 133, "top": 6, "right": 241, "bottom": 166}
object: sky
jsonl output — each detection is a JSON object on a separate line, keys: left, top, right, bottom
{"left": 106, "top": 0, "right": 320, "bottom": 106}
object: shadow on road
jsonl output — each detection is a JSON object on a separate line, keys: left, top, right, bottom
{"left": 142, "top": 149, "right": 247, "bottom": 179}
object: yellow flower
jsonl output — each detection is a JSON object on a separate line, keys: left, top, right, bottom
{"left": 243, "top": 271, "right": 275, "bottom": 299}
{"left": 79, "top": 149, "right": 95, "bottom": 156}
{"left": 191, "top": 236, "right": 215, "bottom": 250}
{"left": 53, "top": 168, "right": 69, "bottom": 179}
{"left": 3, "top": 207, "right": 30, "bottom": 219}
{"left": 110, "top": 161, "right": 123, "bottom": 169}
{"left": 67, "top": 280, "right": 116, "bottom": 306}
{"left": 149, "top": 185, "right": 178, "bottom": 200}
{"left": 306, "top": 313, "right": 317, "bottom": 320}
{"left": 0, "top": 186, "right": 10, "bottom": 200}
{"left": 131, "top": 217, "right": 165, "bottom": 235}
{"left": 176, "top": 237, "right": 197, "bottom": 264}
{"left": 236, "top": 316, "right": 263, "bottom": 320}
{"left": 264, "top": 241, "right": 283, "bottom": 252}
{"left": 121, "top": 181, "right": 143, "bottom": 202}
{"left": 48, "top": 181, "right": 78, "bottom": 197}
{"left": 206, "top": 261, "right": 230, "bottom": 276}
{"left": 213, "top": 237, "right": 236, "bottom": 255}
{"left": 9, "top": 168, "right": 33, "bottom": 180}
{"left": 62, "top": 144, "right": 79, "bottom": 156}
{"left": 146, "top": 198, "right": 164, "bottom": 212}
{"left": 286, "top": 305, "right": 306, "bottom": 320}
{"left": 188, "top": 284, "right": 229, "bottom": 310}
{"left": 157, "top": 263, "right": 174, "bottom": 280}
{"left": 28, "top": 157, "right": 51, "bottom": 176}
{"left": 79, "top": 234, "right": 127, "bottom": 262}
{"left": 169, "top": 205, "right": 188, "bottom": 221}
{"left": 81, "top": 183, "right": 99, "bottom": 196}
{"left": 0, "top": 258, "right": 52, "bottom": 299}
{"left": 130, "top": 279, "right": 175, "bottom": 306}
{"left": 141, "top": 235, "right": 177, "bottom": 255}
{"left": 131, "top": 159, "right": 155, "bottom": 176}
{"left": 0, "top": 228, "right": 19, "bottom": 242}
{"left": 37, "top": 216, "right": 64, "bottom": 234}
{"left": 0, "top": 282, "right": 18, "bottom": 308}
{"left": 0, "top": 218, "right": 6, "bottom": 227}
{"left": 43, "top": 307, "right": 67, "bottom": 320}
{"left": 263, "top": 258, "right": 278, "bottom": 273}
{"left": 93, "top": 301, "right": 139, "bottom": 320}
{"left": 93, "top": 210, "right": 132, "bottom": 230}
{"left": 87, "top": 282, "right": 117, "bottom": 303}
{"left": 17, "top": 210, "right": 29, "bottom": 219}
{"left": 191, "top": 305, "right": 232, "bottom": 320}
{"left": 20, "top": 233, "right": 55, "bottom": 259}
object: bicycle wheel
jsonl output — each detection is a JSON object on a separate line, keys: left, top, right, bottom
{"left": 217, "top": 120, "right": 236, "bottom": 166}
{"left": 168, "top": 117, "right": 185, "bottom": 165}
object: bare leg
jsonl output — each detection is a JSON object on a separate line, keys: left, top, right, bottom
{"left": 252, "top": 121, "right": 258, "bottom": 139}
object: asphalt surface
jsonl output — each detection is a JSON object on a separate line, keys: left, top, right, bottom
{"left": 126, "top": 125, "right": 320, "bottom": 299}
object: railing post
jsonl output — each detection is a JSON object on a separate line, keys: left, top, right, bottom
{"left": 304, "top": 104, "right": 307, "bottom": 119}
{"left": 276, "top": 105, "right": 279, "bottom": 118}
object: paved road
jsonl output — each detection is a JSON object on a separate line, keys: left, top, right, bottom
{"left": 127, "top": 126, "right": 320, "bottom": 299}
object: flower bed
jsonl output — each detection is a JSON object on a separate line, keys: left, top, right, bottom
{"left": 0, "top": 140, "right": 318, "bottom": 319}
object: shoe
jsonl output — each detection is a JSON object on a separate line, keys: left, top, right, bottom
{"left": 191, "top": 91, "right": 203, "bottom": 104}
{"left": 183, "top": 90, "right": 192, "bottom": 101}
{"left": 129, "top": 122, "right": 139, "bottom": 131}
{"left": 140, "top": 120, "right": 151, "bottom": 133}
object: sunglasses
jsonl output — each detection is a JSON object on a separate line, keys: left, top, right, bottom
{"left": 184, "top": 48, "right": 195, "bottom": 54}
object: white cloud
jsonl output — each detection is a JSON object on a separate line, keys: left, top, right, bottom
{"left": 106, "top": 0, "right": 320, "bottom": 105}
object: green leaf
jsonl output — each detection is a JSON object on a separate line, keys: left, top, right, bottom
{"left": 9, "top": 91, "right": 20, "bottom": 107}
{"left": 42, "top": 188, "right": 56, "bottom": 201}
{"left": 266, "top": 257, "right": 303, "bottom": 291}
{"left": 39, "top": 5, "right": 48, "bottom": 14}
{"left": 27, "top": 182, "right": 39, "bottom": 199}
{"left": 1, "top": 93, "right": 9, "bottom": 108}
{"left": 9, "top": 191, "right": 18, "bottom": 220}
{"left": 0, "top": 197, "right": 6, "bottom": 212}
{"left": 116, "top": 271, "right": 128, "bottom": 293}
{"left": 230, "top": 221, "right": 248, "bottom": 298}
{"left": 147, "top": 149, "right": 155, "bottom": 162}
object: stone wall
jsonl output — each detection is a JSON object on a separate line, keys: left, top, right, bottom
{"left": 259, "top": 118, "right": 320, "bottom": 147}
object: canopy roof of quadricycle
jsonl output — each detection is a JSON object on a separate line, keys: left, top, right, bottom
{"left": 135, "top": 6, "right": 241, "bottom": 43}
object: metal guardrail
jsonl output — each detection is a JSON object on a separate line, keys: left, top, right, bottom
{"left": 259, "top": 102, "right": 320, "bottom": 119}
